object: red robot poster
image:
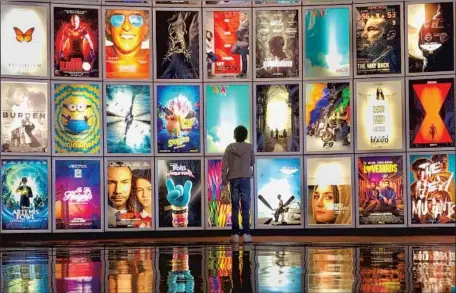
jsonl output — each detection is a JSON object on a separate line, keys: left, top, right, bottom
{"left": 53, "top": 6, "right": 99, "bottom": 78}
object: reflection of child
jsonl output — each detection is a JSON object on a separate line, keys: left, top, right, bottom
{"left": 311, "top": 185, "right": 351, "bottom": 224}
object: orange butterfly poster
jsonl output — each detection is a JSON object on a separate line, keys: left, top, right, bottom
{"left": 1, "top": 4, "right": 48, "bottom": 77}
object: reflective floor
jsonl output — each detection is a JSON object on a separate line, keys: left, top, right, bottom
{"left": 0, "top": 243, "right": 454, "bottom": 293}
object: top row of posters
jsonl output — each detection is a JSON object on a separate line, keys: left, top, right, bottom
{"left": 0, "top": 3, "right": 454, "bottom": 80}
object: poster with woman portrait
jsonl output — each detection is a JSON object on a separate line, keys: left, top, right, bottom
{"left": 305, "top": 156, "right": 353, "bottom": 227}
{"left": 106, "top": 159, "right": 153, "bottom": 230}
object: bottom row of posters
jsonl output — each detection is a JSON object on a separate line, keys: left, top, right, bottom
{"left": 1, "top": 154, "right": 455, "bottom": 231}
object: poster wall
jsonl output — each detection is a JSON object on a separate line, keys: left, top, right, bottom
{"left": 408, "top": 78, "right": 455, "bottom": 149}
{"left": 305, "top": 82, "right": 351, "bottom": 152}
{"left": 205, "top": 84, "right": 251, "bottom": 154}
{"left": 409, "top": 153, "right": 455, "bottom": 225}
{"left": 256, "top": 157, "right": 302, "bottom": 228}
{"left": 357, "top": 155, "right": 405, "bottom": 226}
{"left": 156, "top": 85, "right": 201, "bottom": 154}
{"left": 106, "top": 159, "right": 153, "bottom": 229}
{"left": 105, "top": 84, "right": 151, "bottom": 154}
{"left": 256, "top": 84, "right": 300, "bottom": 153}
{"left": 205, "top": 10, "right": 249, "bottom": 79}
{"left": 1, "top": 159, "right": 49, "bottom": 231}
{"left": 304, "top": 7, "right": 350, "bottom": 78}
{"left": 155, "top": 10, "right": 200, "bottom": 80}
{"left": 255, "top": 9, "right": 300, "bottom": 79}
{"left": 355, "top": 79, "right": 404, "bottom": 151}
{"left": 407, "top": 2, "right": 454, "bottom": 74}
{"left": 53, "top": 83, "right": 101, "bottom": 154}
{"left": 306, "top": 156, "right": 353, "bottom": 227}
{"left": 104, "top": 8, "right": 151, "bottom": 80}
{"left": 54, "top": 159, "right": 102, "bottom": 230}
{"left": 355, "top": 4, "right": 402, "bottom": 76}
{"left": 1, "top": 81, "right": 49, "bottom": 154}
{"left": 157, "top": 159, "right": 202, "bottom": 229}
{"left": 53, "top": 6, "right": 100, "bottom": 78}
{"left": 1, "top": 4, "right": 48, "bottom": 77}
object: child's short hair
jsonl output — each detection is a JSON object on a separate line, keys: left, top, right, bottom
{"left": 234, "top": 125, "right": 248, "bottom": 142}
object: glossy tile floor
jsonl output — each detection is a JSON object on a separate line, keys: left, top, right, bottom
{"left": 0, "top": 243, "right": 454, "bottom": 293}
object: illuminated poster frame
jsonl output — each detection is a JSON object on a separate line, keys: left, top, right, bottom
{"left": 154, "top": 0, "right": 202, "bottom": 7}
{"left": 253, "top": 0, "right": 301, "bottom": 7}
{"left": 203, "top": 0, "right": 252, "bottom": 7}
{"left": 103, "top": 82, "right": 153, "bottom": 156}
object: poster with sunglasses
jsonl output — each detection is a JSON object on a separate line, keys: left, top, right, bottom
{"left": 104, "top": 9, "right": 151, "bottom": 80}
{"left": 106, "top": 160, "right": 153, "bottom": 229}
{"left": 53, "top": 6, "right": 100, "bottom": 78}
{"left": 53, "top": 83, "right": 101, "bottom": 154}
{"left": 155, "top": 10, "right": 200, "bottom": 80}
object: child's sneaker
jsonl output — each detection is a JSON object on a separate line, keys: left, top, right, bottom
{"left": 230, "top": 234, "right": 240, "bottom": 243}
{"left": 243, "top": 234, "right": 252, "bottom": 243}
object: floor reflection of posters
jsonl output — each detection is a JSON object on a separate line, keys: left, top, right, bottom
{"left": 1, "top": 159, "right": 49, "bottom": 231}
{"left": 106, "top": 84, "right": 151, "bottom": 154}
{"left": 107, "top": 160, "right": 153, "bottom": 229}
{"left": 207, "top": 247, "right": 233, "bottom": 293}
{"left": 305, "top": 82, "right": 351, "bottom": 152}
{"left": 255, "top": 9, "right": 299, "bottom": 79}
{"left": 357, "top": 155, "right": 405, "bottom": 226}
{"left": 407, "top": 2, "right": 454, "bottom": 73}
{"left": 205, "top": 84, "right": 251, "bottom": 154}
{"left": 256, "top": 157, "right": 301, "bottom": 227}
{"left": 54, "top": 83, "right": 101, "bottom": 154}
{"left": 54, "top": 159, "right": 102, "bottom": 230}
{"left": 1, "top": 4, "right": 48, "bottom": 77}
{"left": 358, "top": 246, "right": 407, "bottom": 293}
{"left": 304, "top": 7, "right": 350, "bottom": 78}
{"left": 53, "top": 6, "right": 99, "bottom": 78}
{"left": 306, "top": 157, "right": 352, "bottom": 226}
{"left": 104, "top": 8, "right": 151, "bottom": 79}
{"left": 205, "top": 10, "right": 249, "bottom": 79}
{"left": 408, "top": 78, "right": 455, "bottom": 149}
{"left": 1, "top": 81, "right": 48, "bottom": 153}
{"left": 409, "top": 153, "right": 455, "bottom": 225}
{"left": 157, "top": 159, "right": 202, "bottom": 228}
{"left": 355, "top": 5, "right": 402, "bottom": 76}
{"left": 356, "top": 80, "right": 403, "bottom": 151}
{"left": 256, "top": 84, "right": 300, "bottom": 153}
{"left": 155, "top": 10, "right": 200, "bottom": 80}
{"left": 157, "top": 85, "right": 201, "bottom": 153}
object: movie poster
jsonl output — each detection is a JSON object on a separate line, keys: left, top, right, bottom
{"left": 1, "top": 81, "right": 48, "bottom": 154}
{"left": 255, "top": 9, "right": 299, "bottom": 79}
{"left": 256, "top": 84, "right": 300, "bottom": 153}
{"left": 105, "top": 84, "right": 151, "bottom": 154}
{"left": 256, "top": 157, "right": 302, "bottom": 227}
{"left": 54, "top": 159, "right": 102, "bottom": 230}
{"left": 104, "top": 8, "right": 151, "bottom": 79}
{"left": 409, "top": 153, "right": 455, "bottom": 225}
{"left": 53, "top": 6, "right": 99, "bottom": 78}
{"left": 107, "top": 160, "right": 153, "bottom": 229}
{"left": 358, "top": 247, "right": 407, "bottom": 293}
{"left": 205, "top": 84, "right": 251, "bottom": 153}
{"left": 157, "top": 85, "right": 201, "bottom": 153}
{"left": 306, "top": 157, "right": 352, "bottom": 226}
{"left": 155, "top": 10, "right": 200, "bottom": 79}
{"left": 304, "top": 7, "right": 350, "bottom": 78}
{"left": 356, "top": 80, "right": 403, "bottom": 151}
{"left": 407, "top": 2, "right": 454, "bottom": 73}
{"left": 408, "top": 78, "right": 455, "bottom": 149}
{"left": 357, "top": 155, "right": 405, "bottom": 226}
{"left": 1, "top": 159, "right": 49, "bottom": 231}
{"left": 1, "top": 4, "right": 48, "bottom": 77}
{"left": 305, "top": 82, "right": 351, "bottom": 152}
{"left": 53, "top": 83, "right": 101, "bottom": 154}
{"left": 205, "top": 10, "right": 249, "bottom": 79}
{"left": 157, "top": 159, "right": 202, "bottom": 228}
{"left": 355, "top": 5, "right": 402, "bottom": 76}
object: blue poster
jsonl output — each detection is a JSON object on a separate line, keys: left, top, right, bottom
{"left": 1, "top": 159, "right": 49, "bottom": 230}
{"left": 305, "top": 7, "right": 350, "bottom": 78}
{"left": 157, "top": 85, "right": 201, "bottom": 153}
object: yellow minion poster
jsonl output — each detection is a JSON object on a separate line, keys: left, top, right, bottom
{"left": 53, "top": 83, "right": 101, "bottom": 154}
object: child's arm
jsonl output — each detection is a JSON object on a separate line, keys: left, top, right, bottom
{"left": 221, "top": 145, "right": 230, "bottom": 185}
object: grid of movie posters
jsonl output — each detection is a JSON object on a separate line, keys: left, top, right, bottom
{"left": 409, "top": 153, "right": 455, "bottom": 225}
